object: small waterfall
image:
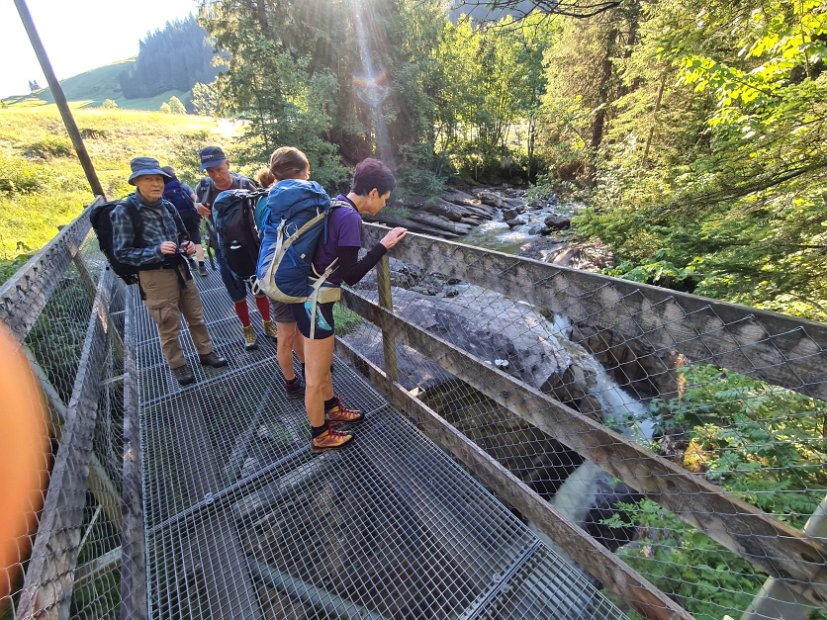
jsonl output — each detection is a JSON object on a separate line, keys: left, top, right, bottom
{"left": 547, "top": 320, "right": 653, "bottom": 525}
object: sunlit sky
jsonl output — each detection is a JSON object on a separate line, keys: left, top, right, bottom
{"left": 0, "top": 0, "right": 198, "bottom": 98}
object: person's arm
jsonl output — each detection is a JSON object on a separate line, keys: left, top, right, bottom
{"left": 335, "top": 227, "right": 407, "bottom": 285}
{"left": 111, "top": 207, "right": 163, "bottom": 266}
{"left": 335, "top": 244, "right": 387, "bottom": 285}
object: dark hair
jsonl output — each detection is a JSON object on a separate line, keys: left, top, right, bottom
{"left": 351, "top": 158, "right": 396, "bottom": 196}
{"left": 269, "top": 147, "right": 309, "bottom": 181}
{"left": 256, "top": 167, "right": 275, "bottom": 188}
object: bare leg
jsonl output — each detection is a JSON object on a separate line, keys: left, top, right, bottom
{"left": 302, "top": 335, "right": 335, "bottom": 428}
{"left": 276, "top": 322, "right": 301, "bottom": 380}
{"left": 194, "top": 243, "right": 205, "bottom": 262}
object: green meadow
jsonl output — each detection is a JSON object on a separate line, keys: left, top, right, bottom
{"left": 0, "top": 104, "right": 240, "bottom": 275}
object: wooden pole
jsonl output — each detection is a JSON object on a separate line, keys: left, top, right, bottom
{"left": 376, "top": 255, "right": 399, "bottom": 381}
{"left": 13, "top": 0, "right": 105, "bottom": 198}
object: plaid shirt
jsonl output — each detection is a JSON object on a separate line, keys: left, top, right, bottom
{"left": 111, "top": 193, "right": 187, "bottom": 266}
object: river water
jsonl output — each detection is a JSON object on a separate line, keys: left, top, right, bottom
{"left": 457, "top": 188, "right": 653, "bottom": 526}
{"left": 461, "top": 191, "right": 584, "bottom": 259}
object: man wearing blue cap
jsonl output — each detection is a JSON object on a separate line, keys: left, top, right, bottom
{"left": 112, "top": 156, "right": 228, "bottom": 386}
{"left": 194, "top": 146, "right": 277, "bottom": 351}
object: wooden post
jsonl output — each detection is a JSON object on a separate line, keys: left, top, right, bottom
{"left": 376, "top": 255, "right": 399, "bottom": 381}
{"left": 13, "top": 0, "right": 105, "bottom": 198}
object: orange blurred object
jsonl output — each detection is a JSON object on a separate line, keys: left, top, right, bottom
{"left": 0, "top": 322, "right": 48, "bottom": 602}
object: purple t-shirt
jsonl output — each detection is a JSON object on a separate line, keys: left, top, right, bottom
{"left": 313, "top": 196, "right": 362, "bottom": 286}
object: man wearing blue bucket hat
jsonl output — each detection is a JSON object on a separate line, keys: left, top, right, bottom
{"left": 112, "top": 156, "right": 228, "bottom": 386}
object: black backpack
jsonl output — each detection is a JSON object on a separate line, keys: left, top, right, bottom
{"left": 89, "top": 200, "right": 144, "bottom": 285}
{"left": 212, "top": 188, "right": 268, "bottom": 279}
{"left": 163, "top": 179, "right": 196, "bottom": 215}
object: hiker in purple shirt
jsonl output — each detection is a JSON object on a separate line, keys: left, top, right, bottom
{"left": 285, "top": 154, "right": 406, "bottom": 453}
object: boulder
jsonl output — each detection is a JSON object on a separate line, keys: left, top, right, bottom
{"left": 505, "top": 213, "right": 528, "bottom": 228}
{"left": 475, "top": 190, "right": 504, "bottom": 208}
{"left": 421, "top": 198, "right": 469, "bottom": 222}
{"left": 407, "top": 211, "right": 473, "bottom": 235}
{"left": 544, "top": 214, "right": 571, "bottom": 230}
{"left": 542, "top": 242, "right": 614, "bottom": 271}
{"left": 441, "top": 188, "right": 480, "bottom": 206}
{"left": 380, "top": 286, "right": 605, "bottom": 418}
{"left": 367, "top": 213, "right": 462, "bottom": 239}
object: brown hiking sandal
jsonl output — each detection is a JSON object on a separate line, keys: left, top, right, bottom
{"left": 311, "top": 427, "right": 353, "bottom": 454}
{"left": 325, "top": 398, "right": 363, "bottom": 423}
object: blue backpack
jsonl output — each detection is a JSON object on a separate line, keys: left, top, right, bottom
{"left": 256, "top": 180, "right": 346, "bottom": 311}
{"left": 163, "top": 179, "right": 196, "bottom": 215}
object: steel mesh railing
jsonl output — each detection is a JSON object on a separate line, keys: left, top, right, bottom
{"left": 340, "top": 225, "right": 827, "bottom": 620}
{"left": 0, "top": 208, "right": 126, "bottom": 620}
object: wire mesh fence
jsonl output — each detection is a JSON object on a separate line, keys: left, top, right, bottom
{"left": 341, "top": 224, "right": 827, "bottom": 620}
{"left": 0, "top": 209, "right": 125, "bottom": 620}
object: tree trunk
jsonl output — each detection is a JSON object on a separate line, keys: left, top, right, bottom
{"left": 641, "top": 72, "right": 667, "bottom": 168}
{"left": 588, "top": 27, "right": 618, "bottom": 185}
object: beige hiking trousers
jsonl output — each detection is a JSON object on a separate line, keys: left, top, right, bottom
{"left": 139, "top": 268, "right": 213, "bottom": 368}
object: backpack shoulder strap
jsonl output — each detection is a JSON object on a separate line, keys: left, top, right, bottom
{"left": 122, "top": 201, "right": 144, "bottom": 248}
{"left": 161, "top": 201, "right": 189, "bottom": 240}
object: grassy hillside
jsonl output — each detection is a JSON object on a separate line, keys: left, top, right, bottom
{"left": 1, "top": 59, "right": 193, "bottom": 111}
{"left": 0, "top": 104, "right": 242, "bottom": 268}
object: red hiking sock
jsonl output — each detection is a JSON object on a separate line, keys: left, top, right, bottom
{"left": 255, "top": 295, "right": 271, "bottom": 321}
{"left": 234, "top": 300, "right": 251, "bottom": 327}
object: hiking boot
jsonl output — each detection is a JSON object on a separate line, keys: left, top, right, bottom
{"left": 243, "top": 325, "right": 258, "bottom": 351}
{"left": 263, "top": 319, "right": 277, "bottom": 341}
{"left": 199, "top": 351, "right": 228, "bottom": 368}
{"left": 198, "top": 261, "right": 208, "bottom": 277}
{"left": 311, "top": 427, "right": 353, "bottom": 454}
{"left": 171, "top": 364, "right": 195, "bottom": 386}
{"left": 285, "top": 376, "right": 304, "bottom": 399}
{"left": 325, "top": 398, "right": 363, "bottom": 423}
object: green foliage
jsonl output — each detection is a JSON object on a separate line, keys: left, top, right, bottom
{"left": 394, "top": 144, "right": 448, "bottom": 201}
{"left": 573, "top": 0, "right": 827, "bottom": 320}
{"left": 428, "top": 14, "right": 553, "bottom": 181}
{"left": 101, "top": 99, "right": 118, "bottom": 109}
{"left": 118, "top": 15, "right": 221, "bottom": 99}
{"left": 166, "top": 96, "right": 187, "bottom": 115}
{"left": 332, "top": 304, "right": 362, "bottom": 335}
{"left": 649, "top": 364, "right": 827, "bottom": 520}
{"left": 191, "top": 81, "right": 219, "bottom": 116}
{"left": 0, "top": 105, "right": 233, "bottom": 258}
{"left": 608, "top": 499, "right": 762, "bottom": 619}
{"left": 159, "top": 102, "right": 171, "bottom": 114}
{"left": 604, "top": 363, "right": 827, "bottom": 617}
{"left": 24, "top": 135, "right": 73, "bottom": 159}
{"left": 0, "top": 154, "right": 43, "bottom": 195}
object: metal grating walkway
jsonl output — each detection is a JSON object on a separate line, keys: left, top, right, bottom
{"left": 130, "top": 270, "right": 630, "bottom": 619}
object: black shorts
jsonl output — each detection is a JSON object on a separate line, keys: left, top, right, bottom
{"left": 272, "top": 300, "right": 296, "bottom": 324}
{"left": 291, "top": 301, "right": 335, "bottom": 339}
{"left": 179, "top": 211, "right": 202, "bottom": 244}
